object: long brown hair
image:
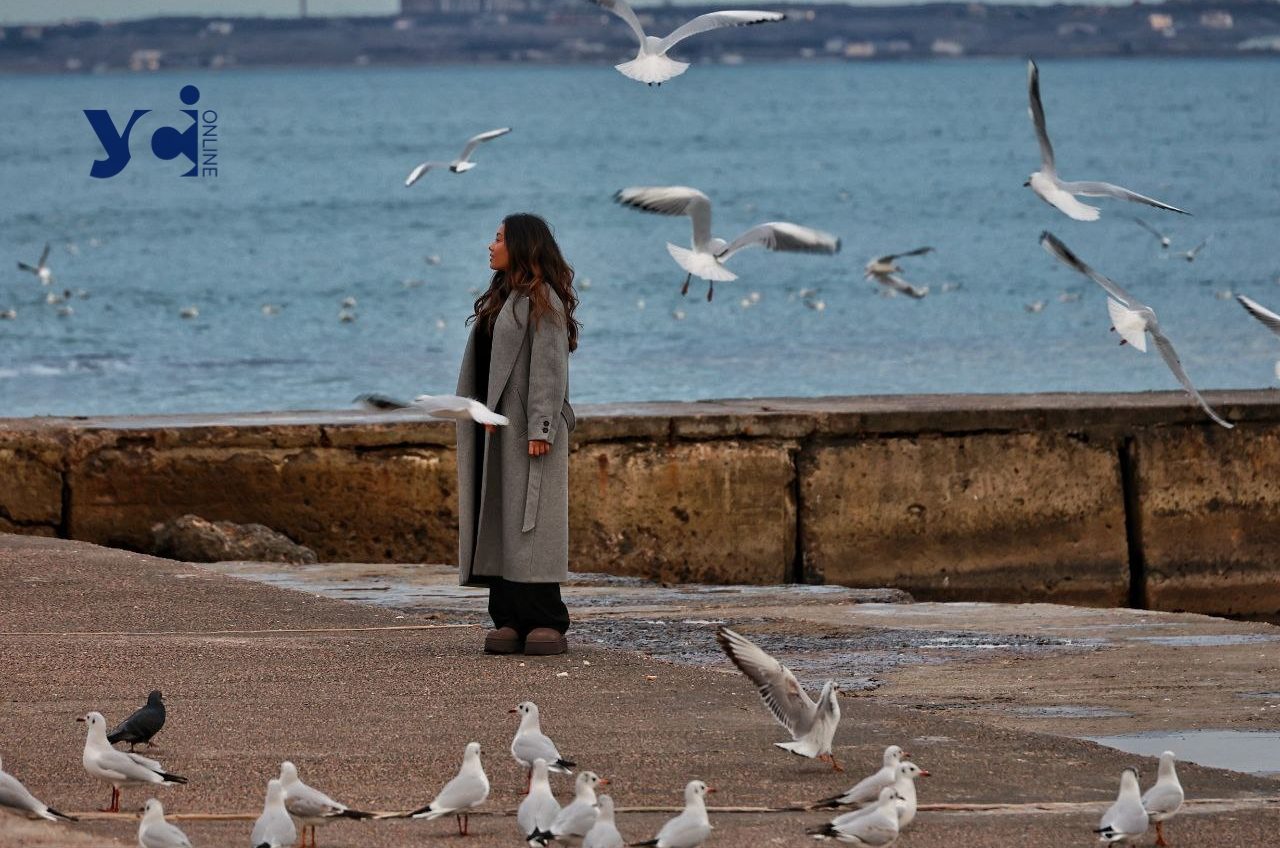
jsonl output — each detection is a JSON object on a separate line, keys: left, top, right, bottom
{"left": 470, "top": 213, "right": 581, "bottom": 352}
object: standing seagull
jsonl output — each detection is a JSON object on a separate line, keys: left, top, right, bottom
{"left": 591, "top": 0, "right": 785, "bottom": 85}
{"left": 17, "top": 243, "right": 53, "bottom": 286}
{"left": 812, "top": 746, "right": 908, "bottom": 808}
{"left": 405, "top": 128, "right": 512, "bottom": 187}
{"left": 715, "top": 626, "right": 843, "bottom": 770}
{"left": 1236, "top": 294, "right": 1280, "bottom": 380}
{"left": 1141, "top": 752, "right": 1184, "bottom": 848}
{"left": 279, "top": 761, "right": 373, "bottom": 848}
{"left": 822, "top": 762, "right": 930, "bottom": 831}
{"left": 583, "top": 794, "right": 625, "bottom": 848}
{"left": 252, "top": 778, "right": 298, "bottom": 848}
{"left": 0, "top": 754, "right": 76, "bottom": 822}
{"left": 398, "top": 741, "right": 490, "bottom": 836}
{"left": 518, "top": 759, "right": 562, "bottom": 846}
{"left": 1095, "top": 768, "right": 1149, "bottom": 845}
{"left": 542, "top": 771, "right": 608, "bottom": 846}
{"left": 138, "top": 798, "right": 192, "bottom": 848}
{"left": 78, "top": 712, "right": 187, "bottom": 813}
{"left": 511, "top": 702, "right": 576, "bottom": 778}
{"left": 1040, "top": 231, "right": 1233, "bottom": 429}
{"left": 107, "top": 690, "right": 166, "bottom": 752}
{"left": 864, "top": 247, "right": 934, "bottom": 299}
{"left": 807, "top": 786, "right": 902, "bottom": 845}
{"left": 1025, "top": 60, "right": 1188, "bottom": 222}
{"left": 614, "top": 186, "right": 840, "bottom": 301}
{"left": 631, "top": 780, "right": 714, "bottom": 848}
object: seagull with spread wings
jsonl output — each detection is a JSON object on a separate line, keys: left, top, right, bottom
{"left": 17, "top": 243, "right": 54, "bottom": 286}
{"left": 865, "top": 247, "right": 933, "bottom": 299}
{"left": 1025, "top": 61, "right": 1189, "bottom": 222}
{"left": 405, "top": 128, "right": 512, "bottom": 187}
{"left": 614, "top": 186, "right": 840, "bottom": 302}
{"left": 1236, "top": 294, "right": 1280, "bottom": 381}
{"left": 715, "top": 626, "right": 843, "bottom": 770}
{"left": 591, "top": 0, "right": 784, "bottom": 85}
{"left": 1040, "top": 231, "right": 1232, "bottom": 428}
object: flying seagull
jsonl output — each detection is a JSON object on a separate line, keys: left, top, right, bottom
{"left": 1131, "top": 218, "right": 1171, "bottom": 249}
{"left": 354, "top": 393, "right": 509, "bottom": 425}
{"left": 865, "top": 247, "right": 933, "bottom": 299}
{"left": 1025, "top": 60, "right": 1189, "bottom": 221}
{"left": 1236, "top": 294, "right": 1280, "bottom": 380}
{"left": 614, "top": 186, "right": 840, "bottom": 301}
{"left": 0, "top": 754, "right": 76, "bottom": 822}
{"left": 1176, "top": 237, "right": 1209, "bottom": 263}
{"left": 405, "top": 128, "right": 512, "bottom": 187}
{"left": 1040, "top": 231, "right": 1232, "bottom": 428}
{"left": 17, "top": 243, "right": 53, "bottom": 285}
{"left": 591, "top": 0, "right": 785, "bottom": 85}
{"left": 107, "top": 690, "right": 166, "bottom": 752}
{"left": 715, "top": 626, "right": 843, "bottom": 770}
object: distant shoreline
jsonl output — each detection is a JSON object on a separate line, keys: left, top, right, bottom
{"left": 1, "top": 1, "right": 1277, "bottom": 74}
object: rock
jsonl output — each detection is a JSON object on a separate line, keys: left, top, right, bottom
{"left": 150, "top": 514, "right": 317, "bottom": 564}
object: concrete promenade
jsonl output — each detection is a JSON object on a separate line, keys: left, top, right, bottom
{"left": 3, "top": 390, "right": 1280, "bottom": 618}
{"left": 2, "top": 534, "right": 1279, "bottom": 847}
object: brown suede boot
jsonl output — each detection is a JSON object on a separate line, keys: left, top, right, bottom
{"left": 524, "top": 628, "right": 568, "bottom": 656}
{"left": 484, "top": 626, "right": 522, "bottom": 654}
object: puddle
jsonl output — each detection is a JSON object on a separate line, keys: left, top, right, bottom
{"left": 1240, "top": 692, "right": 1280, "bottom": 700}
{"left": 1131, "top": 634, "right": 1280, "bottom": 648}
{"left": 1014, "top": 706, "right": 1132, "bottom": 719}
{"left": 1083, "top": 730, "right": 1280, "bottom": 777}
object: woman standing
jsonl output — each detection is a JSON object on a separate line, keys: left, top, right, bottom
{"left": 455, "top": 214, "right": 580, "bottom": 656}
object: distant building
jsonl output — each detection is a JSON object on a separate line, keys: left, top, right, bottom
{"left": 844, "top": 41, "right": 875, "bottom": 58}
{"left": 931, "top": 38, "right": 964, "bottom": 56}
{"left": 129, "top": 49, "right": 163, "bottom": 71}
{"left": 1148, "top": 13, "right": 1174, "bottom": 32}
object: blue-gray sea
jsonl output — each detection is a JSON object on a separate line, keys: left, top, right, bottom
{"left": 1, "top": 59, "right": 1278, "bottom": 417}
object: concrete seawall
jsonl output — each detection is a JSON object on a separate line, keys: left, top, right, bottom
{"left": 2, "top": 391, "right": 1277, "bottom": 617}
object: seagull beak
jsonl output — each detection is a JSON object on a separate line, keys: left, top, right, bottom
{"left": 598, "top": 778, "right": 611, "bottom": 786}
{"left": 918, "top": 769, "right": 931, "bottom": 778}
{"left": 75, "top": 716, "right": 85, "bottom": 723}
{"left": 706, "top": 787, "right": 717, "bottom": 793}
{"left": 507, "top": 708, "right": 519, "bottom": 714}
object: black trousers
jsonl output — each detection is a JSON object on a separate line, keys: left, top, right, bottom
{"left": 486, "top": 577, "right": 570, "bottom": 636}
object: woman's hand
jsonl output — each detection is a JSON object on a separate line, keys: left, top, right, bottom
{"left": 528, "top": 439, "right": 551, "bottom": 457}
{"left": 484, "top": 424, "right": 497, "bottom": 434}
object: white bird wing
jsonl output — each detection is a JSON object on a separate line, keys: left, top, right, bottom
{"left": 1238, "top": 295, "right": 1280, "bottom": 336}
{"left": 251, "top": 808, "right": 295, "bottom": 848}
{"left": 1037, "top": 180, "right": 1101, "bottom": 221}
{"left": 411, "top": 393, "right": 472, "bottom": 417}
{"left": 881, "top": 274, "right": 928, "bottom": 299}
{"left": 615, "top": 186, "right": 714, "bottom": 252}
{"left": 1060, "top": 181, "right": 1189, "bottom": 215}
{"left": 1141, "top": 783, "right": 1184, "bottom": 818}
{"left": 1099, "top": 796, "right": 1148, "bottom": 840}
{"left": 838, "top": 808, "right": 898, "bottom": 845}
{"left": 655, "top": 809, "right": 709, "bottom": 847}
{"left": 1185, "top": 237, "right": 1209, "bottom": 258}
{"left": 591, "top": 0, "right": 648, "bottom": 44}
{"left": 518, "top": 789, "right": 561, "bottom": 835}
{"left": 286, "top": 782, "right": 345, "bottom": 818}
{"left": 716, "top": 626, "right": 815, "bottom": 737}
{"left": 1039, "top": 231, "right": 1142, "bottom": 307}
{"left": 91, "top": 747, "right": 163, "bottom": 782}
{"left": 0, "top": 771, "right": 45, "bottom": 816}
{"left": 513, "top": 731, "right": 562, "bottom": 767}
{"left": 140, "top": 820, "right": 192, "bottom": 848}
{"left": 432, "top": 770, "right": 488, "bottom": 812}
{"left": 717, "top": 222, "right": 840, "bottom": 263}
{"left": 1107, "top": 298, "right": 1148, "bottom": 352}
{"left": 878, "top": 246, "right": 934, "bottom": 264}
{"left": 38, "top": 243, "right": 50, "bottom": 269}
{"left": 552, "top": 798, "right": 597, "bottom": 837}
{"left": 1149, "top": 325, "right": 1233, "bottom": 429}
{"left": 466, "top": 399, "right": 510, "bottom": 426}
{"left": 838, "top": 767, "right": 894, "bottom": 805}
{"left": 406, "top": 162, "right": 448, "bottom": 187}
{"left": 1027, "top": 59, "right": 1055, "bottom": 173}
{"left": 457, "top": 127, "right": 511, "bottom": 163}
{"left": 658, "top": 10, "right": 786, "bottom": 53}
{"left": 126, "top": 751, "right": 164, "bottom": 771}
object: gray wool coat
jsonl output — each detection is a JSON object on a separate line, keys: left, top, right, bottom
{"left": 455, "top": 289, "right": 575, "bottom": 586}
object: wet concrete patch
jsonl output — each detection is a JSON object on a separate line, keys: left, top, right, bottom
{"left": 1132, "top": 634, "right": 1280, "bottom": 647}
{"left": 1013, "top": 706, "right": 1133, "bottom": 719}
{"left": 1084, "top": 730, "right": 1280, "bottom": 777}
